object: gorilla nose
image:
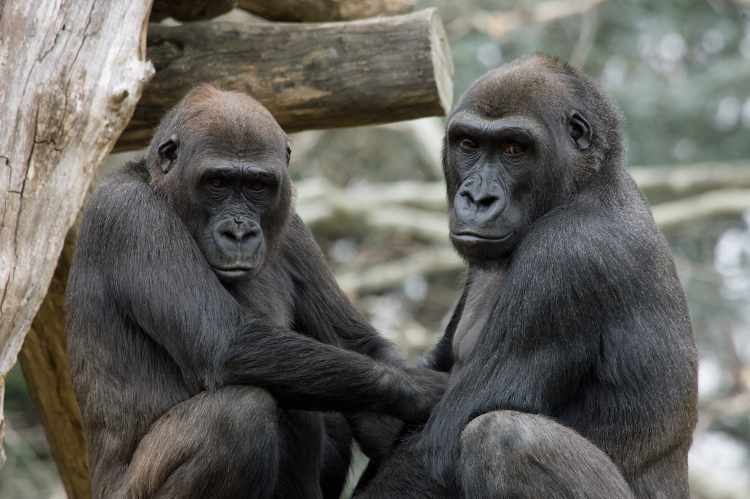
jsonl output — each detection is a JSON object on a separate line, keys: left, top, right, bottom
{"left": 224, "top": 221, "right": 257, "bottom": 241}
{"left": 214, "top": 219, "right": 262, "bottom": 259}
{"left": 460, "top": 187, "right": 498, "bottom": 208}
{"left": 456, "top": 182, "right": 505, "bottom": 216}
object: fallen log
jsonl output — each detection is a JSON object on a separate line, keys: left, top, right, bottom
{"left": 115, "top": 8, "right": 453, "bottom": 151}
{"left": 150, "top": 0, "right": 239, "bottom": 22}
{"left": 238, "top": 0, "right": 414, "bottom": 22}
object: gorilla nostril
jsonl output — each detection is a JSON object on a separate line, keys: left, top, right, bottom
{"left": 477, "top": 194, "right": 498, "bottom": 206}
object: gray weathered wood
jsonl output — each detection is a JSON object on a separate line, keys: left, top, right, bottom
{"left": 0, "top": 0, "right": 154, "bottom": 472}
{"left": 239, "top": 0, "right": 414, "bottom": 22}
{"left": 115, "top": 8, "right": 453, "bottom": 151}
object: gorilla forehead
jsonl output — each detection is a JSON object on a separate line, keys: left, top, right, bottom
{"left": 169, "top": 85, "right": 288, "bottom": 156}
{"left": 455, "top": 54, "right": 580, "bottom": 121}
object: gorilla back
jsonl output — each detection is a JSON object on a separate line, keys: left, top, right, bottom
{"left": 66, "top": 85, "right": 446, "bottom": 499}
{"left": 357, "top": 54, "right": 698, "bottom": 499}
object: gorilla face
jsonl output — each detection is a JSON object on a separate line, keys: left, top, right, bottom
{"left": 150, "top": 86, "right": 293, "bottom": 282}
{"left": 444, "top": 63, "right": 593, "bottom": 263}
{"left": 194, "top": 154, "right": 285, "bottom": 281}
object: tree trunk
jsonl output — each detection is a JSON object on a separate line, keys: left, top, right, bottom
{"left": 238, "top": 0, "right": 414, "bottom": 22}
{"left": 19, "top": 224, "right": 90, "bottom": 499}
{"left": 115, "top": 8, "right": 453, "bottom": 151}
{"left": 0, "top": 0, "right": 154, "bottom": 477}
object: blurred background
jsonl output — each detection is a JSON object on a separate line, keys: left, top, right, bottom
{"left": 3, "top": 0, "right": 750, "bottom": 497}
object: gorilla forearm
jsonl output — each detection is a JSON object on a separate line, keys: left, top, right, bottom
{"left": 222, "top": 322, "right": 446, "bottom": 420}
{"left": 281, "top": 217, "right": 408, "bottom": 365}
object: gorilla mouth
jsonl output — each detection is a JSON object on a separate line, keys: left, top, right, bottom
{"left": 212, "top": 266, "right": 253, "bottom": 279}
{"left": 450, "top": 231, "right": 514, "bottom": 243}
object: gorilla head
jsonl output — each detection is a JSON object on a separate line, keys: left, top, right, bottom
{"left": 146, "top": 85, "right": 293, "bottom": 280}
{"left": 444, "top": 53, "right": 623, "bottom": 262}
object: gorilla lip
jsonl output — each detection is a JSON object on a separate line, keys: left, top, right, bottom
{"left": 450, "top": 232, "right": 513, "bottom": 243}
{"left": 212, "top": 267, "right": 252, "bottom": 279}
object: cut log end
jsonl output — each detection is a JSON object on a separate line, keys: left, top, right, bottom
{"left": 429, "top": 9, "right": 454, "bottom": 117}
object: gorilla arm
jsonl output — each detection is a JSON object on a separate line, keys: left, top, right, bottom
{"left": 280, "top": 214, "right": 407, "bottom": 365}
{"left": 77, "top": 160, "right": 445, "bottom": 419}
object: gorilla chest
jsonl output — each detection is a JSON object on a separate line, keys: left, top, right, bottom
{"left": 231, "top": 270, "right": 296, "bottom": 329}
{"left": 453, "top": 269, "right": 504, "bottom": 367}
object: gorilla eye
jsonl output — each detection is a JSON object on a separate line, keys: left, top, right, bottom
{"left": 504, "top": 144, "right": 524, "bottom": 155}
{"left": 249, "top": 182, "right": 265, "bottom": 191}
{"left": 460, "top": 138, "right": 479, "bottom": 149}
{"left": 209, "top": 179, "right": 225, "bottom": 189}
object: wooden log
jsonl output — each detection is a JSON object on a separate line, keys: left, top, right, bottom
{"left": 0, "top": 0, "right": 153, "bottom": 478}
{"left": 150, "top": 0, "right": 239, "bottom": 22}
{"left": 238, "top": 0, "right": 414, "bottom": 22}
{"left": 115, "top": 8, "right": 453, "bottom": 151}
{"left": 19, "top": 225, "right": 90, "bottom": 499}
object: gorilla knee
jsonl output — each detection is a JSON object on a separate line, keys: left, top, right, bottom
{"left": 125, "top": 387, "right": 280, "bottom": 499}
{"left": 459, "top": 411, "right": 635, "bottom": 499}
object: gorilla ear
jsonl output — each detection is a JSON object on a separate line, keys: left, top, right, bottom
{"left": 285, "top": 141, "right": 292, "bottom": 168}
{"left": 158, "top": 135, "right": 180, "bottom": 173}
{"left": 568, "top": 112, "right": 592, "bottom": 150}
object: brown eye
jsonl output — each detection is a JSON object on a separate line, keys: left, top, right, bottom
{"left": 249, "top": 182, "right": 265, "bottom": 191}
{"left": 209, "top": 179, "right": 225, "bottom": 189}
{"left": 460, "top": 138, "right": 479, "bottom": 149}
{"left": 505, "top": 144, "right": 524, "bottom": 155}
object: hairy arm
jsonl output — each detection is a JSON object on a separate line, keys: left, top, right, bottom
{"left": 73, "top": 165, "right": 444, "bottom": 418}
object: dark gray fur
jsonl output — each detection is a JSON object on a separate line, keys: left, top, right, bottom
{"left": 66, "top": 85, "right": 446, "bottom": 499}
{"left": 356, "top": 54, "right": 698, "bottom": 499}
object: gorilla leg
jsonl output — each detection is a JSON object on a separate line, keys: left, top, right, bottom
{"left": 460, "top": 411, "right": 635, "bottom": 499}
{"left": 122, "top": 386, "right": 280, "bottom": 499}
{"left": 320, "top": 413, "right": 353, "bottom": 499}
{"left": 273, "top": 410, "right": 328, "bottom": 499}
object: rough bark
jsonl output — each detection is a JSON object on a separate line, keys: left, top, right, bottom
{"left": 238, "top": 0, "right": 414, "bottom": 22}
{"left": 115, "top": 8, "right": 453, "bottom": 151}
{"left": 19, "top": 224, "right": 90, "bottom": 499}
{"left": 0, "top": 0, "right": 154, "bottom": 474}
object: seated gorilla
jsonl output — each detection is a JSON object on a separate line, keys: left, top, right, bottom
{"left": 356, "top": 54, "right": 698, "bottom": 499}
{"left": 65, "top": 85, "right": 446, "bottom": 499}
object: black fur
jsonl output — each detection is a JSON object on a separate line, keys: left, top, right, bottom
{"left": 356, "top": 54, "right": 698, "bottom": 498}
{"left": 66, "top": 85, "right": 446, "bottom": 499}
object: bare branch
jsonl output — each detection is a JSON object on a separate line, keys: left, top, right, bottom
{"left": 335, "top": 247, "right": 463, "bottom": 295}
{"left": 630, "top": 162, "right": 750, "bottom": 199}
{"left": 447, "top": 0, "right": 609, "bottom": 40}
{"left": 651, "top": 189, "right": 750, "bottom": 232}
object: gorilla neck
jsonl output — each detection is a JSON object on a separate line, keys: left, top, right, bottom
{"left": 452, "top": 265, "right": 507, "bottom": 369}
{"left": 223, "top": 257, "right": 295, "bottom": 329}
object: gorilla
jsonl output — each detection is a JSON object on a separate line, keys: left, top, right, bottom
{"left": 356, "top": 54, "right": 698, "bottom": 498}
{"left": 65, "top": 85, "right": 446, "bottom": 499}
